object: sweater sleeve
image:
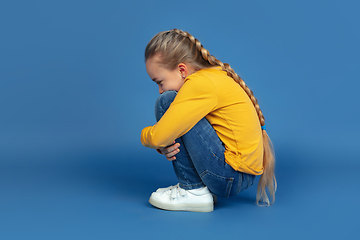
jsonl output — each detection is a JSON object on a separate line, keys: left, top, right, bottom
{"left": 141, "top": 75, "right": 218, "bottom": 149}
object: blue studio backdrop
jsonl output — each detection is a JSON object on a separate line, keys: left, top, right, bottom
{"left": 0, "top": 0, "right": 359, "bottom": 239}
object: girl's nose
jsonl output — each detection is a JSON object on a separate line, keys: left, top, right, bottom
{"left": 159, "top": 86, "right": 164, "bottom": 94}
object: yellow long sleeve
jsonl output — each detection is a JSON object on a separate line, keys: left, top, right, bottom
{"left": 141, "top": 67, "right": 264, "bottom": 175}
{"left": 141, "top": 74, "right": 217, "bottom": 148}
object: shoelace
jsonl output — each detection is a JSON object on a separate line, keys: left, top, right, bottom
{"left": 169, "top": 183, "right": 187, "bottom": 199}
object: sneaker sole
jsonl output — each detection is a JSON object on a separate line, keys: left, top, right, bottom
{"left": 149, "top": 197, "right": 214, "bottom": 212}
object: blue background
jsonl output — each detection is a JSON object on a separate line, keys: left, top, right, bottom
{"left": 0, "top": 0, "right": 359, "bottom": 239}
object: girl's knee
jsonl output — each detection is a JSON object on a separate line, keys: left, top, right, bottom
{"left": 156, "top": 91, "right": 177, "bottom": 105}
{"left": 155, "top": 91, "right": 177, "bottom": 121}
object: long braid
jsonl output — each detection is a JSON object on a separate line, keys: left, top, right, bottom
{"left": 172, "top": 29, "right": 266, "bottom": 127}
{"left": 171, "top": 29, "right": 276, "bottom": 206}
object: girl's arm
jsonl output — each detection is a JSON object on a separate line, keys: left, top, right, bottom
{"left": 141, "top": 76, "right": 218, "bottom": 149}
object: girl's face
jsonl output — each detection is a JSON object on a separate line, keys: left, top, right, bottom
{"left": 145, "top": 54, "right": 186, "bottom": 94}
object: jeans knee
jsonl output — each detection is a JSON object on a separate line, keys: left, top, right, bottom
{"left": 155, "top": 91, "right": 177, "bottom": 121}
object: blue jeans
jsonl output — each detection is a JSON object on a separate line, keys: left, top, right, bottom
{"left": 155, "top": 91, "right": 255, "bottom": 197}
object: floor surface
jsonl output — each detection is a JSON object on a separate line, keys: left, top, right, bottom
{"left": 0, "top": 144, "right": 357, "bottom": 240}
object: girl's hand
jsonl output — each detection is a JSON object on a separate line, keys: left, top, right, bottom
{"left": 158, "top": 141, "right": 180, "bottom": 161}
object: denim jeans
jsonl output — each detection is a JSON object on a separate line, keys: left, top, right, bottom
{"left": 155, "top": 91, "right": 255, "bottom": 197}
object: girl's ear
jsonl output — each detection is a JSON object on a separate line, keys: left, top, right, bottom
{"left": 178, "top": 63, "right": 188, "bottom": 78}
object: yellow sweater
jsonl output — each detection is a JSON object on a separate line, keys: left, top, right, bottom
{"left": 141, "top": 67, "right": 264, "bottom": 175}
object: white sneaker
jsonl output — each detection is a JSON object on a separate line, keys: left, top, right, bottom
{"left": 149, "top": 183, "right": 214, "bottom": 212}
{"left": 154, "top": 184, "right": 178, "bottom": 193}
{"left": 155, "top": 184, "right": 218, "bottom": 204}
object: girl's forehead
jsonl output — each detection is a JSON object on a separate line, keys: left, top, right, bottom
{"left": 146, "top": 54, "right": 166, "bottom": 71}
{"left": 146, "top": 56, "right": 159, "bottom": 70}
{"left": 146, "top": 56, "right": 165, "bottom": 78}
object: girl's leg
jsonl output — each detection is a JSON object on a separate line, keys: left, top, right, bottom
{"left": 155, "top": 91, "right": 255, "bottom": 197}
{"left": 155, "top": 91, "right": 204, "bottom": 189}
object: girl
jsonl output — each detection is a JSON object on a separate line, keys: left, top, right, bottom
{"left": 141, "top": 29, "right": 276, "bottom": 212}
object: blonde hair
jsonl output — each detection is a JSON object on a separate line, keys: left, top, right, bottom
{"left": 145, "top": 29, "right": 277, "bottom": 206}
